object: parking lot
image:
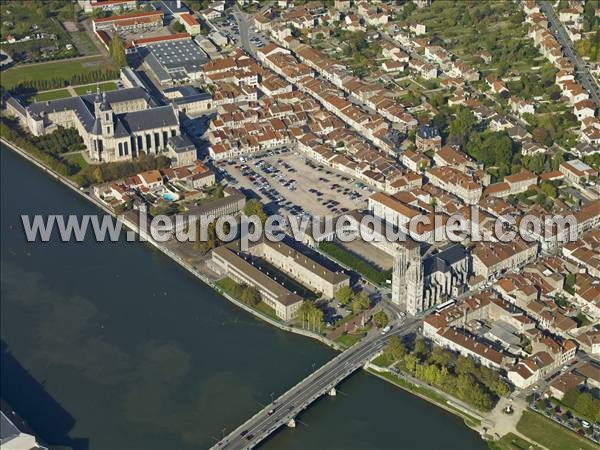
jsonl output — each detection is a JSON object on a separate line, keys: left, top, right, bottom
{"left": 216, "top": 149, "right": 372, "bottom": 220}
{"left": 209, "top": 12, "right": 266, "bottom": 49}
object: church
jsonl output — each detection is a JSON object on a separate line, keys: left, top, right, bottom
{"left": 6, "top": 86, "right": 181, "bottom": 163}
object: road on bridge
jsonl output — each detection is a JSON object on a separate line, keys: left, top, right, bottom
{"left": 539, "top": 1, "right": 600, "bottom": 107}
{"left": 212, "top": 318, "right": 420, "bottom": 450}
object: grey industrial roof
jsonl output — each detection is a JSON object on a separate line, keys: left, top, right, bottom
{"left": 153, "top": 0, "right": 188, "bottom": 15}
{"left": 0, "top": 412, "right": 20, "bottom": 444}
{"left": 145, "top": 52, "right": 172, "bottom": 83}
{"left": 143, "top": 38, "right": 208, "bottom": 80}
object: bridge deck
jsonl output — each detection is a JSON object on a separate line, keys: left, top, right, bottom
{"left": 212, "top": 319, "right": 419, "bottom": 450}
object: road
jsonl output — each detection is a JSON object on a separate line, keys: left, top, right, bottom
{"left": 213, "top": 317, "right": 420, "bottom": 450}
{"left": 539, "top": 1, "right": 600, "bottom": 107}
{"left": 233, "top": 10, "right": 255, "bottom": 58}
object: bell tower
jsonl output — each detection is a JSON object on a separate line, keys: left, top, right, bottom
{"left": 99, "top": 92, "right": 114, "bottom": 138}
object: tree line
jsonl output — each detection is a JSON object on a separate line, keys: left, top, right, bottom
{"left": 383, "top": 336, "right": 510, "bottom": 412}
{"left": 8, "top": 69, "right": 120, "bottom": 94}
{"left": 319, "top": 241, "right": 392, "bottom": 285}
{"left": 0, "top": 117, "right": 77, "bottom": 176}
{"left": 561, "top": 387, "right": 600, "bottom": 423}
{"left": 73, "top": 153, "right": 170, "bottom": 187}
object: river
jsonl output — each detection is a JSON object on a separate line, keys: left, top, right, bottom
{"left": 0, "top": 145, "right": 487, "bottom": 450}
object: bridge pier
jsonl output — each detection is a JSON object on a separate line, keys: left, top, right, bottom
{"left": 287, "top": 418, "right": 296, "bottom": 428}
{"left": 328, "top": 387, "right": 337, "bottom": 397}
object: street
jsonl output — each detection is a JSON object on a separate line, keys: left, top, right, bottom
{"left": 539, "top": 1, "right": 600, "bottom": 107}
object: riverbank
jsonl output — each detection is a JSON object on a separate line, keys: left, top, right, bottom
{"left": 1, "top": 137, "right": 495, "bottom": 449}
{"left": 1, "top": 137, "right": 340, "bottom": 351}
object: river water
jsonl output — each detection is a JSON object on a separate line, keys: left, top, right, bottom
{"left": 0, "top": 146, "right": 487, "bottom": 450}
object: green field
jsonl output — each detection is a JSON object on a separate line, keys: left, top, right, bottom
{"left": 335, "top": 329, "right": 367, "bottom": 348}
{"left": 32, "top": 89, "right": 72, "bottom": 102}
{"left": 70, "top": 31, "right": 99, "bottom": 56}
{"left": 487, "top": 433, "right": 542, "bottom": 450}
{"left": 516, "top": 410, "right": 597, "bottom": 450}
{"left": 63, "top": 153, "right": 89, "bottom": 171}
{"left": 1, "top": 56, "right": 116, "bottom": 90}
{"left": 73, "top": 82, "right": 118, "bottom": 96}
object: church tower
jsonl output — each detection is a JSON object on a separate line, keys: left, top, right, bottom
{"left": 392, "top": 243, "right": 425, "bottom": 315}
{"left": 99, "top": 92, "right": 114, "bottom": 138}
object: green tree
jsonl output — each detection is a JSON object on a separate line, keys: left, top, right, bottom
{"left": 243, "top": 199, "right": 268, "bottom": 224}
{"left": 373, "top": 310, "right": 389, "bottom": 329}
{"left": 539, "top": 181, "right": 557, "bottom": 199}
{"left": 448, "top": 106, "right": 477, "bottom": 146}
{"left": 429, "top": 346, "right": 452, "bottom": 367}
{"left": 172, "top": 20, "right": 186, "bottom": 33}
{"left": 109, "top": 36, "right": 127, "bottom": 68}
{"left": 351, "top": 291, "right": 370, "bottom": 314}
{"left": 564, "top": 273, "right": 576, "bottom": 295}
{"left": 298, "top": 301, "right": 324, "bottom": 332}
{"left": 240, "top": 285, "right": 261, "bottom": 306}
{"left": 384, "top": 335, "right": 406, "bottom": 362}
{"left": 334, "top": 285, "right": 354, "bottom": 305}
{"left": 574, "top": 392, "right": 595, "bottom": 418}
{"left": 552, "top": 151, "right": 565, "bottom": 171}
{"left": 414, "top": 338, "right": 429, "bottom": 360}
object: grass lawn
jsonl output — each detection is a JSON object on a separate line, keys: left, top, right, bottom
{"left": 335, "top": 329, "right": 367, "bottom": 348}
{"left": 371, "top": 354, "right": 392, "bottom": 367}
{"left": 73, "top": 81, "right": 118, "bottom": 96}
{"left": 516, "top": 410, "right": 597, "bottom": 450}
{"left": 63, "top": 152, "right": 89, "bottom": 171}
{"left": 31, "top": 89, "right": 72, "bottom": 102}
{"left": 1, "top": 56, "right": 116, "bottom": 90}
{"left": 487, "top": 433, "right": 542, "bottom": 450}
{"left": 70, "top": 31, "right": 99, "bottom": 56}
{"left": 215, "top": 277, "right": 236, "bottom": 292}
{"left": 254, "top": 301, "right": 280, "bottom": 322}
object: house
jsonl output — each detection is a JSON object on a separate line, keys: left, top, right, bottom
{"left": 166, "top": 134, "right": 197, "bottom": 167}
{"left": 488, "top": 78, "right": 509, "bottom": 95}
{"left": 510, "top": 96, "right": 535, "bottom": 117}
{"left": 410, "top": 23, "right": 426, "bottom": 36}
{"left": 382, "top": 60, "right": 406, "bottom": 72}
{"left": 559, "top": 159, "right": 598, "bottom": 184}
{"left": 138, "top": 170, "right": 164, "bottom": 190}
{"left": 415, "top": 124, "right": 441, "bottom": 152}
{"left": 508, "top": 337, "right": 577, "bottom": 389}
{"left": 401, "top": 149, "right": 429, "bottom": 172}
{"left": 504, "top": 170, "right": 538, "bottom": 194}
{"left": 574, "top": 99, "right": 596, "bottom": 121}
{"left": 180, "top": 13, "right": 201, "bottom": 35}
{"left": 427, "top": 166, "right": 483, "bottom": 205}
{"left": 548, "top": 371, "right": 585, "bottom": 399}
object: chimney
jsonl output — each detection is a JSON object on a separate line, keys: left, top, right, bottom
{"left": 177, "top": 0, "right": 182, "bottom": 8}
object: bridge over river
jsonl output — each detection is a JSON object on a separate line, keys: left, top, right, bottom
{"left": 211, "top": 318, "right": 420, "bottom": 450}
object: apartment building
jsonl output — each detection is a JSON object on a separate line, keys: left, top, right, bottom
{"left": 472, "top": 239, "right": 538, "bottom": 280}
{"left": 508, "top": 336, "right": 577, "bottom": 389}
{"left": 211, "top": 246, "right": 303, "bottom": 322}
{"left": 427, "top": 166, "right": 483, "bottom": 205}
{"left": 249, "top": 237, "right": 350, "bottom": 298}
